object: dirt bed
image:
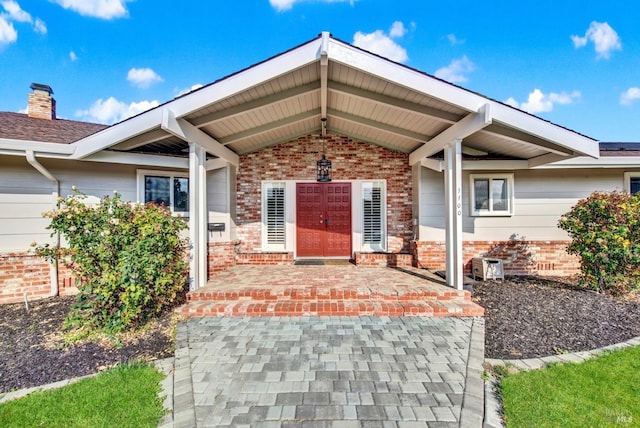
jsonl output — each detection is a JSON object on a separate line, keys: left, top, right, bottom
{"left": 0, "top": 296, "right": 176, "bottom": 394}
{"left": 472, "top": 277, "right": 640, "bottom": 359}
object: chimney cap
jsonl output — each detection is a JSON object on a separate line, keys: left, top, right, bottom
{"left": 30, "top": 83, "right": 53, "bottom": 95}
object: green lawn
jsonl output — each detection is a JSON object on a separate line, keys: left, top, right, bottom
{"left": 0, "top": 363, "right": 165, "bottom": 428}
{"left": 500, "top": 346, "right": 640, "bottom": 427}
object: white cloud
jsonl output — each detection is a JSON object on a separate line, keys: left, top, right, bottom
{"left": 506, "top": 89, "right": 581, "bottom": 114}
{"left": 52, "top": 0, "right": 129, "bottom": 20}
{"left": 389, "top": 21, "right": 407, "bottom": 38}
{"left": 69, "top": 50, "right": 78, "bottom": 61}
{"left": 269, "top": 0, "right": 356, "bottom": 12}
{"left": 127, "top": 67, "right": 163, "bottom": 88}
{"left": 446, "top": 33, "right": 465, "bottom": 45}
{"left": 33, "top": 17, "right": 46, "bottom": 34}
{"left": 2, "top": 0, "right": 29, "bottom": 22}
{"left": 76, "top": 97, "right": 159, "bottom": 124}
{"left": 620, "top": 87, "right": 640, "bottom": 106}
{"left": 352, "top": 22, "right": 410, "bottom": 63}
{"left": 571, "top": 21, "right": 621, "bottom": 59}
{"left": 434, "top": 56, "right": 475, "bottom": 83}
{"left": 176, "top": 83, "right": 204, "bottom": 97}
{"left": 0, "top": 15, "right": 17, "bottom": 45}
{"left": 0, "top": 1, "right": 46, "bottom": 37}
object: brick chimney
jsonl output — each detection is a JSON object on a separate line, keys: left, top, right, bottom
{"left": 28, "top": 83, "right": 56, "bottom": 120}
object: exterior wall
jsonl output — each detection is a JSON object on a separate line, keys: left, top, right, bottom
{"left": 207, "top": 166, "right": 234, "bottom": 242}
{"left": 416, "top": 166, "right": 629, "bottom": 275}
{"left": 235, "top": 133, "right": 413, "bottom": 255}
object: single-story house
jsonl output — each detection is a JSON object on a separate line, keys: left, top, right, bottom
{"left": 1, "top": 32, "right": 639, "bottom": 304}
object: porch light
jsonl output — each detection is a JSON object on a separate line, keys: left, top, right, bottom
{"left": 317, "top": 154, "right": 332, "bottom": 182}
{"left": 317, "top": 117, "right": 331, "bottom": 182}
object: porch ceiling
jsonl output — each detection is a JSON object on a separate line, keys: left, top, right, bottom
{"left": 73, "top": 32, "right": 598, "bottom": 165}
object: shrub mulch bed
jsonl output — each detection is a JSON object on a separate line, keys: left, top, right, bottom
{"left": 0, "top": 296, "right": 176, "bottom": 394}
{"left": 473, "top": 276, "right": 640, "bottom": 359}
{"left": 1, "top": 278, "right": 640, "bottom": 393}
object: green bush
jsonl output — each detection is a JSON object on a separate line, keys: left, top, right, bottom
{"left": 36, "top": 188, "right": 189, "bottom": 333}
{"left": 558, "top": 190, "right": 640, "bottom": 294}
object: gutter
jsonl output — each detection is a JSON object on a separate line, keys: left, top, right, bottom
{"left": 25, "top": 150, "right": 60, "bottom": 297}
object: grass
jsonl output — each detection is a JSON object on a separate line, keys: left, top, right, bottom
{"left": 0, "top": 363, "right": 165, "bottom": 428}
{"left": 500, "top": 345, "right": 640, "bottom": 427}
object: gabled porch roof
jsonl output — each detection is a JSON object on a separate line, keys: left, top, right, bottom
{"left": 62, "top": 32, "right": 598, "bottom": 168}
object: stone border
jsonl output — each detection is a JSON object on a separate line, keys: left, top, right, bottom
{"left": 483, "top": 335, "right": 640, "bottom": 428}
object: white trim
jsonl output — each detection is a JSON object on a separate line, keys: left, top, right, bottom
{"left": 444, "top": 141, "right": 463, "bottom": 290}
{"left": 469, "top": 173, "right": 515, "bottom": 217}
{"left": 624, "top": 172, "right": 640, "bottom": 193}
{"left": 360, "top": 180, "right": 387, "bottom": 252}
{"left": 136, "top": 169, "right": 189, "bottom": 213}
{"left": 86, "top": 151, "right": 189, "bottom": 168}
{"left": 261, "top": 181, "right": 287, "bottom": 252}
{"left": 0, "top": 138, "right": 76, "bottom": 155}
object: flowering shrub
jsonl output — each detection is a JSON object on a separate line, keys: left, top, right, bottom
{"left": 558, "top": 191, "right": 640, "bottom": 295}
{"left": 36, "top": 188, "right": 188, "bottom": 332}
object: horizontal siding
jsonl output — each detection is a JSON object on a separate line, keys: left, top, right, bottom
{"left": 207, "top": 166, "right": 231, "bottom": 241}
{"left": 419, "top": 167, "right": 627, "bottom": 241}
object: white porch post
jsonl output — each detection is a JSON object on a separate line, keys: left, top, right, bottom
{"left": 444, "top": 139, "right": 463, "bottom": 290}
{"left": 188, "top": 143, "right": 207, "bottom": 291}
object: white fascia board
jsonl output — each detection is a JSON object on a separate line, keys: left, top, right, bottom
{"left": 463, "top": 160, "right": 530, "bottom": 170}
{"left": 409, "top": 104, "right": 491, "bottom": 165}
{"left": 326, "top": 38, "right": 487, "bottom": 112}
{"left": 0, "top": 138, "right": 76, "bottom": 155}
{"left": 83, "top": 151, "right": 188, "bottom": 169}
{"left": 164, "top": 40, "right": 323, "bottom": 119}
{"left": 534, "top": 156, "right": 640, "bottom": 169}
{"left": 161, "top": 109, "right": 240, "bottom": 166}
{"left": 491, "top": 103, "right": 599, "bottom": 158}
{"left": 71, "top": 108, "right": 164, "bottom": 159}
{"left": 326, "top": 38, "right": 599, "bottom": 159}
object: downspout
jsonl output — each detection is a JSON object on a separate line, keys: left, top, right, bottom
{"left": 25, "top": 150, "right": 60, "bottom": 297}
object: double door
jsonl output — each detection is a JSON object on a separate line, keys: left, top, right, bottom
{"left": 296, "top": 183, "right": 351, "bottom": 257}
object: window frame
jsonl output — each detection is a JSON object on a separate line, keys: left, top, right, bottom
{"left": 136, "top": 169, "right": 189, "bottom": 214}
{"left": 469, "top": 173, "right": 514, "bottom": 217}
{"left": 261, "top": 181, "right": 287, "bottom": 251}
{"left": 624, "top": 172, "right": 640, "bottom": 194}
{"left": 361, "top": 180, "right": 387, "bottom": 252}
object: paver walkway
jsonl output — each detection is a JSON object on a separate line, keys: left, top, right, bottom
{"left": 161, "top": 316, "right": 485, "bottom": 427}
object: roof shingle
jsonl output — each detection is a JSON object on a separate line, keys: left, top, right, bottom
{"left": 0, "top": 111, "right": 107, "bottom": 144}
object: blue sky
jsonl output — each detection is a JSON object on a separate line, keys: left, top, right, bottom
{"left": 1, "top": 0, "right": 639, "bottom": 142}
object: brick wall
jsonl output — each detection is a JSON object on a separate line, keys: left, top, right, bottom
{"left": 0, "top": 252, "right": 52, "bottom": 304}
{"left": 235, "top": 133, "right": 413, "bottom": 254}
{"left": 207, "top": 241, "right": 238, "bottom": 275}
{"left": 412, "top": 240, "right": 580, "bottom": 276}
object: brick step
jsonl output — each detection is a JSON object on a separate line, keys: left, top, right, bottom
{"left": 187, "top": 286, "right": 471, "bottom": 303}
{"left": 176, "top": 299, "right": 484, "bottom": 318}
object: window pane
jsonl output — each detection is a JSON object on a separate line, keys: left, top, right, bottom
{"left": 491, "top": 179, "right": 508, "bottom": 211}
{"left": 363, "top": 183, "right": 383, "bottom": 244}
{"left": 145, "top": 176, "right": 170, "bottom": 207}
{"left": 173, "top": 177, "right": 189, "bottom": 212}
{"left": 631, "top": 177, "right": 640, "bottom": 195}
{"left": 266, "top": 185, "right": 285, "bottom": 244}
{"left": 474, "top": 179, "right": 489, "bottom": 210}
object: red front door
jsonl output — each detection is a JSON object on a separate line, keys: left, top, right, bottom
{"left": 296, "top": 183, "right": 351, "bottom": 257}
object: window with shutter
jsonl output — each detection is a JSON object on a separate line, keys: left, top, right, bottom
{"left": 263, "top": 182, "right": 286, "bottom": 249}
{"left": 362, "top": 181, "right": 386, "bottom": 250}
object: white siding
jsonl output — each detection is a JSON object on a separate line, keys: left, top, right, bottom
{"left": 207, "top": 166, "right": 233, "bottom": 242}
{"left": 419, "top": 167, "right": 628, "bottom": 241}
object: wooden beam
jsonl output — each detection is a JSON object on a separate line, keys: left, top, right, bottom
{"left": 190, "top": 81, "right": 320, "bottom": 127}
{"left": 328, "top": 108, "right": 429, "bottom": 142}
{"left": 218, "top": 110, "right": 319, "bottom": 145}
{"left": 409, "top": 103, "right": 492, "bottom": 165}
{"left": 328, "top": 81, "right": 462, "bottom": 123}
{"left": 161, "top": 109, "right": 239, "bottom": 166}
